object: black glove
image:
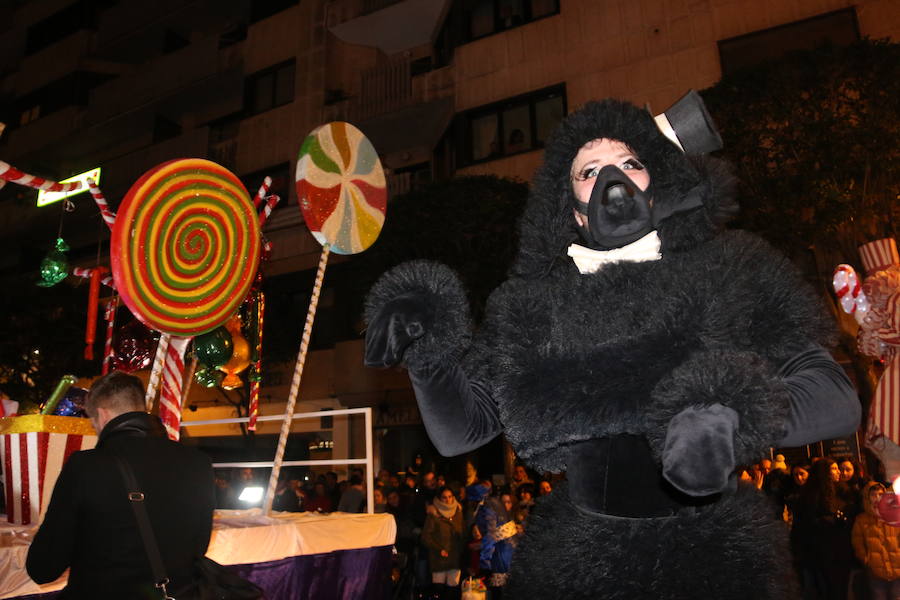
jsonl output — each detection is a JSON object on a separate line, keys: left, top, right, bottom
{"left": 364, "top": 294, "right": 434, "bottom": 368}
{"left": 661, "top": 403, "right": 738, "bottom": 497}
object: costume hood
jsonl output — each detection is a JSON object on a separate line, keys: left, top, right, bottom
{"left": 511, "top": 98, "right": 738, "bottom": 279}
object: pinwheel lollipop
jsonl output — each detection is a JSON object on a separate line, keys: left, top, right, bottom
{"left": 296, "top": 121, "right": 387, "bottom": 255}
{"left": 263, "top": 123, "right": 387, "bottom": 512}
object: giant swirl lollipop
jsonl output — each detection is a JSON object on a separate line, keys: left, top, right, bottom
{"left": 111, "top": 158, "right": 260, "bottom": 336}
{"left": 264, "top": 123, "right": 386, "bottom": 512}
{"left": 111, "top": 159, "right": 260, "bottom": 439}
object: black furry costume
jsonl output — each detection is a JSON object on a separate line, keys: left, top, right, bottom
{"left": 365, "top": 99, "right": 859, "bottom": 599}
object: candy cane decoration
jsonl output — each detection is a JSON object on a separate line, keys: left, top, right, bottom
{"left": 159, "top": 336, "right": 190, "bottom": 441}
{"left": 86, "top": 177, "right": 116, "bottom": 230}
{"left": 248, "top": 289, "right": 265, "bottom": 431}
{"left": 102, "top": 295, "right": 118, "bottom": 375}
{"left": 264, "top": 245, "right": 331, "bottom": 512}
{"left": 258, "top": 194, "right": 281, "bottom": 228}
{"left": 145, "top": 334, "right": 171, "bottom": 411}
{"left": 253, "top": 176, "right": 272, "bottom": 210}
{"left": 0, "top": 160, "right": 82, "bottom": 193}
{"left": 72, "top": 267, "right": 115, "bottom": 289}
{"left": 833, "top": 264, "right": 870, "bottom": 325}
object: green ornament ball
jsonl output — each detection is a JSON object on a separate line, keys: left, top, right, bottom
{"left": 194, "top": 367, "right": 225, "bottom": 388}
{"left": 193, "top": 326, "right": 233, "bottom": 368}
{"left": 37, "top": 238, "right": 70, "bottom": 288}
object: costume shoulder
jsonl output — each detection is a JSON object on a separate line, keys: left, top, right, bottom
{"left": 693, "top": 229, "right": 835, "bottom": 362}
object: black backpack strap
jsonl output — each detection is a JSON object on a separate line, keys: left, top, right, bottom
{"left": 112, "top": 455, "right": 173, "bottom": 599}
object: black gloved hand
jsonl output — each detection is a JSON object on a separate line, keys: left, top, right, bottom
{"left": 661, "top": 403, "right": 738, "bottom": 497}
{"left": 364, "top": 294, "right": 434, "bottom": 368}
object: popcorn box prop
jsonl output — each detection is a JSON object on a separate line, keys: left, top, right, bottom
{"left": 0, "top": 415, "right": 96, "bottom": 524}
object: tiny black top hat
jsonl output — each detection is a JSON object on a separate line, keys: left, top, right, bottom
{"left": 653, "top": 89, "right": 724, "bottom": 155}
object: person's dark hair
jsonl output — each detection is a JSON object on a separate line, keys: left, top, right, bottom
{"left": 517, "top": 483, "right": 536, "bottom": 499}
{"left": 801, "top": 457, "right": 840, "bottom": 512}
{"left": 85, "top": 371, "right": 145, "bottom": 419}
{"left": 349, "top": 474, "right": 362, "bottom": 486}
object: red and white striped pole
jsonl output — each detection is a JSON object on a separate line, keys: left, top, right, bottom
{"left": 86, "top": 177, "right": 116, "bottom": 230}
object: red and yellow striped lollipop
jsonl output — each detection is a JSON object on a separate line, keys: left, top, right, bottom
{"left": 296, "top": 122, "right": 387, "bottom": 255}
{"left": 111, "top": 159, "right": 260, "bottom": 336}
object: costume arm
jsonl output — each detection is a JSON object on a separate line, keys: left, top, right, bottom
{"left": 365, "top": 261, "right": 502, "bottom": 456}
{"left": 26, "top": 455, "right": 81, "bottom": 583}
{"left": 777, "top": 344, "right": 860, "bottom": 447}
{"left": 409, "top": 363, "right": 501, "bottom": 456}
{"left": 648, "top": 344, "right": 860, "bottom": 497}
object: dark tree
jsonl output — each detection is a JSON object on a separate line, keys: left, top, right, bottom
{"left": 702, "top": 38, "right": 900, "bottom": 284}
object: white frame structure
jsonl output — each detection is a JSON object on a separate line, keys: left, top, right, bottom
{"left": 181, "top": 407, "right": 374, "bottom": 514}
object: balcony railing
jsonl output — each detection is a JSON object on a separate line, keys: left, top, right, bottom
{"left": 357, "top": 58, "right": 412, "bottom": 119}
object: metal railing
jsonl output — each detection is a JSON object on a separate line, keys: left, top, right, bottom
{"left": 182, "top": 407, "right": 375, "bottom": 514}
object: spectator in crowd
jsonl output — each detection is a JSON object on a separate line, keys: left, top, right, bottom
{"left": 325, "top": 471, "right": 340, "bottom": 507}
{"left": 509, "top": 464, "right": 533, "bottom": 496}
{"left": 304, "top": 480, "right": 334, "bottom": 513}
{"left": 515, "top": 483, "right": 536, "bottom": 528}
{"left": 466, "top": 523, "right": 484, "bottom": 579}
{"left": 337, "top": 474, "right": 366, "bottom": 513}
{"left": 784, "top": 463, "right": 811, "bottom": 523}
{"left": 772, "top": 453, "right": 789, "bottom": 473}
{"left": 373, "top": 487, "right": 388, "bottom": 513}
{"left": 422, "top": 487, "right": 464, "bottom": 600}
{"left": 794, "top": 458, "right": 855, "bottom": 600}
{"left": 377, "top": 468, "right": 392, "bottom": 489}
{"left": 477, "top": 490, "right": 519, "bottom": 599}
{"left": 407, "top": 453, "right": 424, "bottom": 481}
{"left": 837, "top": 458, "right": 867, "bottom": 516}
{"left": 273, "top": 475, "right": 303, "bottom": 512}
{"left": 851, "top": 481, "right": 900, "bottom": 600}
{"left": 538, "top": 479, "right": 552, "bottom": 496}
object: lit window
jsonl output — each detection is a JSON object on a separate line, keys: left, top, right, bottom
{"left": 461, "top": 85, "right": 565, "bottom": 165}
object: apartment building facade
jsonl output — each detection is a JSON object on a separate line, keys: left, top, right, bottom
{"left": 0, "top": 0, "right": 896, "bottom": 470}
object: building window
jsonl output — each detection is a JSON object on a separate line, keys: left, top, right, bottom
{"left": 24, "top": 0, "right": 115, "bottom": 56}
{"left": 460, "top": 85, "right": 565, "bottom": 166}
{"left": 12, "top": 71, "right": 113, "bottom": 129}
{"left": 464, "top": 0, "right": 559, "bottom": 41}
{"left": 245, "top": 60, "right": 295, "bottom": 116}
{"left": 718, "top": 8, "right": 859, "bottom": 75}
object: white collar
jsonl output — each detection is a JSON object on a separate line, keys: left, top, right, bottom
{"left": 567, "top": 231, "right": 662, "bottom": 274}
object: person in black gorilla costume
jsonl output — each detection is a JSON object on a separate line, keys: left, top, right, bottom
{"left": 364, "top": 94, "right": 859, "bottom": 599}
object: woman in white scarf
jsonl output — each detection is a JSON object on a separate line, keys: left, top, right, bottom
{"left": 422, "top": 486, "right": 465, "bottom": 599}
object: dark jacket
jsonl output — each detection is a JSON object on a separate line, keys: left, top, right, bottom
{"left": 26, "top": 411, "right": 216, "bottom": 599}
{"left": 422, "top": 504, "right": 464, "bottom": 572}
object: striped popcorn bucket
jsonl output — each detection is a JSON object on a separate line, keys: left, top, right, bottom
{"left": 0, "top": 415, "right": 97, "bottom": 524}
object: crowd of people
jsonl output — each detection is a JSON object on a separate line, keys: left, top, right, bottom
{"left": 222, "top": 457, "right": 551, "bottom": 600}
{"left": 385, "top": 462, "right": 550, "bottom": 600}
{"left": 212, "top": 452, "right": 900, "bottom": 600}
{"left": 745, "top": 454, "right": 900, "bottom": 600}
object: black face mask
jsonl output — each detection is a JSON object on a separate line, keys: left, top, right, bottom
{"left": 573, "top": 165, "right": 653, "bottom": 249}
{"left": 573, "top": 166, "right": 706, "bottom": 250}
